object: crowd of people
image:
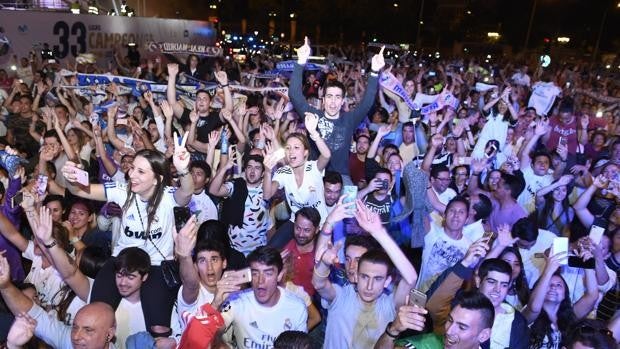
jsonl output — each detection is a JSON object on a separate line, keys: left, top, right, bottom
{"left": 0, "top": 33, "right": 617, "bottom": 349}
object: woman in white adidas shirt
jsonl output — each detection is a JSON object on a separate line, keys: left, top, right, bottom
{"left": 263, "top": 112, "right": 331, "bottom": 249}
{"left": 60, "top": 133, "right": 194, "bottom": 337}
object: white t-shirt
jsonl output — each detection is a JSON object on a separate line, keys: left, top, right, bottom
{"left": 273, "top": 160, "right": 328, "bottom": 223}
{"left": 115, "top": 299, "right": 146, "bottom": 349}
{"left": 323, "top": 284, "right": 396, "bottom": 349}
{"left": 528, "top": 81, "right": 561, "bottom": 116}
{"left": 519, "top": 229, "right": 556, "bottom": 289}
{"left": 220, "top": 287, "right": 307, "bottom": 348}
{"left": 434, "top": 187, "right": 457, "bottom": 206}
{"left": 518, "top": 166, "right": 553, "bottom": 213}
{"left": 188, "top": 189, "right": 218, "bottom": 226}
{"left": 223, "top": 182, "right": 271, "bottom": 255}
{"left": 104, "top": 181, "right": 177, "bottom": 264}
{"left": 23, "top": 241, "right": 65, "bottom": 308}
{"left": 176, "top": 283, "right": 215, "bottom": 332}
{"left": 472, "top": 113, "right": 509, "bottom": 159}
{"left": 490, "top": 303, "right": 516, "bottom": 349}
{"left": 417, "top": 224, "right": 473, "bottom": 292}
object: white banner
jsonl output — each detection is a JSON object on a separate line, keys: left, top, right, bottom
{"left": 0, "top": 10, "right": 216, "bottom": 66}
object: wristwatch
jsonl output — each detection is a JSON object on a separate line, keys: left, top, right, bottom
{"left": 44, "top": 239, "right": 57, "bottom": 249}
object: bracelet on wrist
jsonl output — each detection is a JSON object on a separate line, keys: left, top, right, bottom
{"left": 384, "top": 322, "right": 400, "bottom": 339}
{"left": 219, "top": 83, "right": 229, "bottom": 88}
{"left": 313, "top": 266, "right": 330, "bottom": 279}
{"left": 44, "top": 239, "right": 57, "bottom": 249}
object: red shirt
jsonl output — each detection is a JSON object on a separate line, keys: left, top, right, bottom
{"left": 545, "top": 116, "right": 580, "bottom": 154}
{"left": 349, "top": 153, "right": 366, "bottom": 186}
{"left": 283, "top": 240, "right": 316, "bottom": 297}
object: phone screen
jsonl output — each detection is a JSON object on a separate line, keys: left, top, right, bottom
{"left": 173, "top": 207, "right": 192, "bottom": 233}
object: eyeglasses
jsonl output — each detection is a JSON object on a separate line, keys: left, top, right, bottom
{"left": 435, "top": 177, "right": 451, "bottom": 182}
{"left": 456, "top": 172, "right": 468, "bottom": 176}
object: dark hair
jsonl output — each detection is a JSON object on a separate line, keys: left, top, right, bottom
{"left": 114, "top": 247, "right": 151, "bottom": 276}
{"left": 247, "top": 246, "right": 283, "bottom": 272}
{"left": 243, "top": 154, "right": 265, "bottom": 171}
{"left": 50, "top": 222, "right": 71, "bottom": 253}
{"left": 295, "top": 207, "right": 321, "bottom": 229}
{"left": 529, "top": 272, "right": 576, "bottom": 348}
{"left": 358, "top": 249, "right": 393, "bottom": 276}
{"left": 345, "top": 235, "right": 380, "bottom": 253}
{"left": 430, "top": 164, "right": 450, "bottom": 179}
{"left": 193, "top": 238, "right": 227, "bottom": 263}
{"left": 472, "top": 193, "right": 492, "bottom": 221}
{"left": 121, "top": 149, "right": 171, "bottom": 236}
{"left": 323, "top": 171, "right": 343, "bottom": 186}
{"left": 478, "top": 258, "right": 512, "bottom": 281}
{"left": 374, "top": 167, "right": 393, "bottom": 180}
{"left": 498, "top": 247, "right": 530, "bottom": 306}
{"left": 500, "top": 173, "right": 522, "bottom": 199}
{"left": 564, "top": 319, "right": 616, "bottom": 349}
{"left": 531, "top": 149, "right": 552, "bottom": 165}
{"left": 355, "top": 134, "right": 371, "bottom": 143}
{"left": 43, "top": 129, "right": 61, "bottom": 144}
{"left": 446, "top": 196, "right": 470, "bottom": 214}
{"left": 54, "top": 104, "right": 69, "bottom": 115}
{"left": 402, "top": 121, "right": 415, "bottom": 130}
{"left": 454, "top": 291, "right": 495, "bottom": 330}
{"left": 43, "top": 194, "right": 64, "bottom": 210}
{"left": 189, "top": 160, "right": 212, "bottom": 179}
{"left": 532, "top": 178, "right": 572, "bottom": 232}
{"left": 79, "top": 246, "right": 111, "bottom": 279}
{"left": 512, "top": 217, "right": 539, "bottom": 242}
{"left": 197, "top": 220, "right": 231, "bottom": 248}
{"left": 274, "top": 330, "right": 312, "bottom": 349}
{"left": 323, "top": 80, "right": 346, "bottom": 97}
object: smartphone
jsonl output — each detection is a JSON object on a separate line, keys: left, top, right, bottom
{"left": 360, "top": 69, "right": 365, "bottom": 75}
{"left": 116, "top": 118, "right": 128, "bottom": 126}
{"left": 483, "top": 231, "right": 496, "bottom": 246}
{"left": 408, "top": 288, "right": 427, "bottom": 308}
{"left": 342, "top": 185, "right": 358, "bottom": 212}
{"left": 89, "top": 113, "right": 99, "bottom": 126}
{"left": 223, "top": 267, "right": 252, "bottom": 285}
{"left": 11, "top": 192, "right": 23, "bottom": 209}
{"left": 568, "top": 256, "right": 595, "bottom": 269}
{"left": 485, "top": 144, "right": 497, "bottom": 158}
{"left": 552, "top": 237, "right": 569, "bottom": 264}
{"left": 381, "top": 179, "right": 389, "bottom": 190}
{"left": 173, "top": 206, "right": 192, "bottom": 233}
{"left": 35, "top": 175, "right": 48, "bottom": 196}
{"left": 589, "top": 225, "right": 605, "bottom": 245}
{"left": 74, "top": 168, "right": 89, "bottom": 186}
{"left": 428, "top": 71, "right": 436, "bottom": 77}
{"left": 558, "top": 136, "right": 568, "bottom": 147}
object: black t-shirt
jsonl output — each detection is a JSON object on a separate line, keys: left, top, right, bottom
{"left": 362, "top": 193, "right": 392, "bottom": 227}
{"left": 180, "top": 108, "right": 224, "bottom": 143}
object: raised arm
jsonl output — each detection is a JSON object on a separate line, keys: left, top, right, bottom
{"left": 367, "top": 125, "right": 391, "bottom": 160}
{"left": 208, "top": 151, "right": 235, "bottom": 197}
{"left": 289, "top": 37, "right": 317, "bottom": 116}
{"left": 174, "top": 215, "right": 201, "bottom": 305}
{"left": 0, "top": 211, "right": 28, "bottom": 253}
{"left": 572, "top": 175, "right": 607, "bottom": 229}
{"left": 215, "top": 71, "right": 233, "bottom": 114}
{"left": 166, "top": 63, "right": 185, "bottom": 118}
{"left": 519, "top": 118, "right": 548, "bottom": 170}
{"left": 305, "top": 113, "right": 331, "bottom": 171}
{"left": 421, "top": 134, "right": 444, "bottom": 173}
{"left": 522, "top": 252, "right": 566, "bottom": 323}
{"left": 31, "top": 207, "right": 90, "bottom": 301}
{"left": 355, "top": 201, "right": 417, "bottom": 285}
{"left": 0, "top": 255, "right": 34, "bottom": 316}
{"left": 61, "top": 161, "right": 106, "bottom": 201}
{"left": 171, "top": 132, "right": 194, "bottom": 206}
{"left": 105, "top": 105, "right": 127, "bottom": 151}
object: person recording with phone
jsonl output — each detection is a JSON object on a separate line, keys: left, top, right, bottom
{"left": 357, "top": 168, "right": 394, "bottom": 228}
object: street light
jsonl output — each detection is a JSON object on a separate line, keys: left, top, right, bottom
{"left": 487, "top": 32, "right": 500, "bottom": 39}
{"left": 557, "top": 37, "right": 570, "bottom": 44}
